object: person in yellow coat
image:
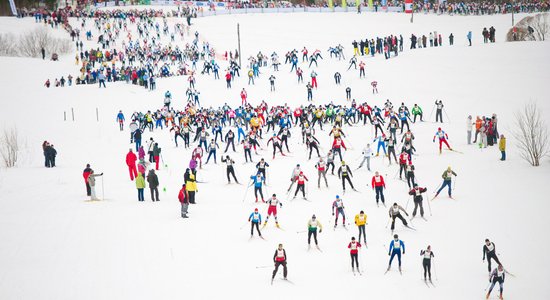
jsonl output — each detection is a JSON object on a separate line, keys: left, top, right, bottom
{"left": 354, "top": 211, "right": 368, "bottom": 245}
{"left": 499, "top": 134, "right": 506, "bottom": 161}
{"left": 185, "top": 168, "right": 198, "bottom": 204}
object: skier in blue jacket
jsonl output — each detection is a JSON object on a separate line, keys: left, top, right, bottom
{"left": 387, "top": 234, "right": 405, "bottom": 272}
{"left": 250, "top": 173, "right": 265, "bottom": 202}
{"left": 248, "top": 208, "right": 262, "bottom": 237}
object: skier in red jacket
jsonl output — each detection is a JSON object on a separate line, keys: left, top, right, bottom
{"left": 371, "top": 171, "right": 386, "bottom": 206}
{"left": 348, "top": 237, "right": 362, "bottom": 273}
{"left": 126, "top": 148, "right": 138, "bottom": 180}
{"left": 332, "top": 137, "right": 347, "bottom": 161}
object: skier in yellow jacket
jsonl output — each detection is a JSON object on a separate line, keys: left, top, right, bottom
{"left": 354, "top": 211, "right": 368, "bottom": 245}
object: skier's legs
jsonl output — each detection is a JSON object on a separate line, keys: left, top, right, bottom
{"left": 396, "top": 213, "right": 408, "bottom": 226}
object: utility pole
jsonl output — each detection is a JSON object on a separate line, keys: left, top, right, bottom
{"left": 237, "top": 23, "right": 242, "bottom": 67}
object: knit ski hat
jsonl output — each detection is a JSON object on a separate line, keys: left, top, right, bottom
{"left": 336, "top": 195, "right": 340, "bottom": 199}
{"left": 254, "top": 208, "right": 258, "bottom": 212}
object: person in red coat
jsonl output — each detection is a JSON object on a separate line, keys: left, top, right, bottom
{"left": 83, "top": 164, "right": 92, "bottom": 196}
{"left": 371, "top": 171, "right": 386, "bottom": 206}
{"left": 126, "top": 148, "right": 138, "bottom": 181}
{"left": 293, "top": 171, "right": 309, "bottom": 199}
{"left": 348, "top": 237, "right": 362, "bottom": 272}
{"left": 178, "top": 184, "right": 189, "bottom": 218}
{"left": 332, "top": 137, "right": 347, "bottom": 161}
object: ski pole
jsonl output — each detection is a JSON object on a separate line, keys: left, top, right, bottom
{"left": 427, "top": 196, "right": 433, "bottom": 216}
{"left": 242, "top": 179, "right": 253, "bottom": 202}
{"left": 101, "top": 175, "right": 105, "bottom": 201}
{"left": 433, "top": 258, "right": 438, "bottom": 281}
{"left": 255, "top": 265, "right": 272, "bottom": 269}
{"left": 405, "top": 195, "right": 411, "bottom": 211}
{"left": 484, "top": 280, "right": 492, "bottom": 291}
{"left": 296, "top": 230, "right": 307, "bottom": 234}
{"left": 443, "top": 108, "right": 451, "bottom": 123}
{"left": 428, "top": 104, "right": 436, "bottom": 121}
{"left": 385, "top": 216, "right": 391, "bottom": 229}
{"left": 239, "top": 220, "right": 249, "bottom": 230}
{"left": 452, "top": 175, "right": 458, "bottom": 191}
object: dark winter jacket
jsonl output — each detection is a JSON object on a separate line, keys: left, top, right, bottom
{"left": 146, "top": 170, "right": 159, "bottom": 188}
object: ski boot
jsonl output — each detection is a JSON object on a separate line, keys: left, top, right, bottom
{"left": 275, "top": 222, "right": 280, "bottom": 228}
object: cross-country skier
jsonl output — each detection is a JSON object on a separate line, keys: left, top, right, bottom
{"left": 255, "top": 158, "right": 269, "bottom": 183}
{"left": 332, "top": 195, "right": 346, "bottom": 228}
{"left": 315, "top": 157, "right": 329, "bottom": 188}
{"left": 250, "top": 172, "right": 266, "bottom": 202}
{"left": 332, "top": 137, "right": 347, "bottom": 161}
{"left": 326, "top": 150, "right": 336, "bottom": 175}
{"left": 348, "top": 237, "right": 362, "bottom": 273}
{"left": 337, "top": 161, "right": 356, "bottom": 192}
{"left": 435, "top": 100, "right": 444, "bottom": 123}
{"left": 357, "top": 144, "right": 372, "bottom": 171}
{"left": 398, "top": 151, "right": 410, "bottom": 179}
{"left": 287, "top": 164, "right": 302, "bottom": 192}
{"left": 433, "top": 127, "right": 453, "bottom": 154}
{"left": 272, "top": 244, "right": 288, "bottom": 282}
{"left": 371, "top": 171, "right": 386, "bottom": 206}
{"left": 192, "top": 145, "right": 204, "bottom": 169}
{"left": 267, "top": 134, "right": 285, "bottom": 159}
{"left": 354, "top": 211, "right": 367, "bottom": 245}
{"left": 205, "top": 139, "right": 220, "bottom": 164}
{"left": 389, "top": 203, "right": 410, "bottom": 232}
{"left": 371, "top": 81, "right": 378, "bottom": 94}
{"left": 483, "top": 239, "right": 503, "bottom": 273}
{"left": 486, "top": 264, "right": 507, "bottom": 300}
{"left": 409, "top": 184, "right": 427, "bottom": 218}
{"left": 248, "top": 208, "right": 262, "bottom": 238}
{"left": 434, "top": 166, "right": 457, "bottom": 199}
{"left": 264, "top": 194, "right": 282, "bottom": 228}
{"left": 292, "top": 171, "right": 308, "bottom": 199}
{"left": 387, "top": 234, "right": 405, "bottom": 273}
{"left": 405, "top": 161, "right": 416, "bottom": 188}
{"left": 411, "top": 104, "right": 423, "bottom": 123}
{"left": 307, "top": 214, "right": 323, "bottom": 249}
{"left": 420, "top": 246, "right": 435, "bottom": 282}
{"left": 221, "top": 155, "right": 239, "bottom": 184}
{"left": 306, "top": 135, "right": 321, "bottom": 160}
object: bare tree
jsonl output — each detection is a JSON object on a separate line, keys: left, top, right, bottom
{"left": 0, "top": 126, "right": 20, "bottom": 168}
{"left": 531, "top": 12, "right": 549, "bottom": 41}
{"left": 506, "top": 13, "right": 549, "bottom": 42}
{"left": 0, "top": 33, "right": 18, "bottom": 56}
{"left": 512, "top": 102, "right": 550, "bottom": 166}
{"left": 15, "top": 27, "right": 72, "bottom": 58}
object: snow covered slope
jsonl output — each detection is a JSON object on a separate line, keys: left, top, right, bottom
{"left": 0, "top": 12, "right": 549, "bottom": 300}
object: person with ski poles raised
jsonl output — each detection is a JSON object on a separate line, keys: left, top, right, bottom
{"left": 221, "top": 155, "right": 239, "bottom": 184}
{"left": 433, "top": 166, "right": 457, "bottom": 199}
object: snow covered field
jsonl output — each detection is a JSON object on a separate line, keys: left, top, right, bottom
{"left": 0, "top": 10, "right": 550, "bottom": 300}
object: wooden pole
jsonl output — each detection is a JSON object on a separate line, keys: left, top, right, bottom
{"left": 237, "top": 23, "right": 242, "bottom": 68}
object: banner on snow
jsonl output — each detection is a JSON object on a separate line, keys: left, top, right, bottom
{"left": 9, "top": 0, "right": 17, "bottom": 15}
{"left": 405, "top": 0, "right": 412, "bottom": 13}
